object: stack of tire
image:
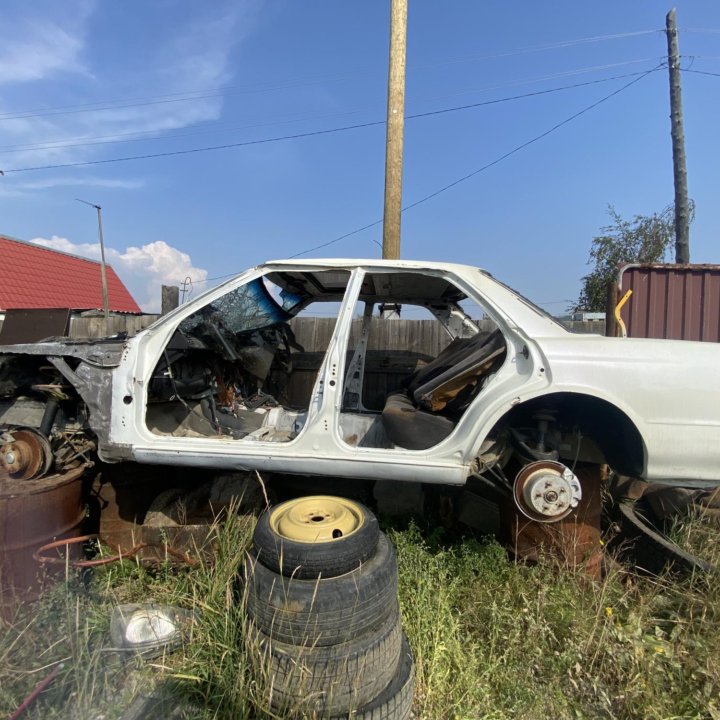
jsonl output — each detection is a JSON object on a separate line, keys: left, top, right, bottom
{"left": 244, "top": 495, "right": 414, "bottom": 719}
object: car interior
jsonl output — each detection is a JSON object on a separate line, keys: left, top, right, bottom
{"left": 145, "top": 269, "right": 508, "bottom": 451}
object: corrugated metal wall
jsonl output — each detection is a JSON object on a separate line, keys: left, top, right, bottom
{"left": 618, "top": 264, "right": 720, "bottom": 342}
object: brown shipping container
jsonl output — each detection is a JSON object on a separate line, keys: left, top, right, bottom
{"left": 617, "top": 264, "right": 720, "bottom": 343}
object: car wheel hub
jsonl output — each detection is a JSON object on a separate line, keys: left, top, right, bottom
{"left": 513, "top": 460, "right": 582, "bottom": 522}
{"left": 0, "top": 428, "right": 52, "bottom": 481}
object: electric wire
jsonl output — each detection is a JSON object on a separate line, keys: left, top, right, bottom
{"left": 0, "top": 29, "right": 661, "bottom": 123}
{"left": 0, "top": 107, "right": 368, "bottom": 154}
{"left": 421, "top": 57, "right": 662, "bottom": 105}
{"left": 0, "top": 121, "right": 385, "bottom": 173}
{"left": 682, "top": 68, "right": 720, "bottom": 78}
{"left": 2, "top": 64, "right": 661, "bottom": 283}
{"left": 0, "top": 60, "right": 660, "bottom": 155}
{"left": 406, "top": 69, "right": 658, "bottom": 122}
{"left": 289, "top": 66, "right": 661, "bottom": 261}
{"left": 417, "top": 30, "right": 661, "bottom": 64}
{"left": 398, "top": 67, "right": 662, "bottom": 216}
{"left": 208, "top": 66, "right": 660, "bottom": 271}
{"left": 2, "top": 62, "right": 662, "bottom": 282}
{"left": 1, "top": 66, "right": 663, "bottom": 174}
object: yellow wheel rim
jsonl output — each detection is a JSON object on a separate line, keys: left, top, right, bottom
{"left": 268, "top": 496, "right": 364, "bottom": 543}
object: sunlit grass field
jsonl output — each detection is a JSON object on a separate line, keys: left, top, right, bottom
{"left": 1, "top": 505, "right": 718, "bottom": 719}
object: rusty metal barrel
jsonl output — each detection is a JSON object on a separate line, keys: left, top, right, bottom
{"left": 0, "top": 466, "right": 86, "bottom": 619}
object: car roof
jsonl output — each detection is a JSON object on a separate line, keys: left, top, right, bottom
{"left": 262, "top": 258, "right": 488, "bottom": 274}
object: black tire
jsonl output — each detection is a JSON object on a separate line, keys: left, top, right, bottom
{"left": 253, "top": 496, "right": 380, "bottom": 579}
{"left": 617, "top": 500, "right": 715, "bottom": 575}
{"left": 331, "top": 633, "right": 415, "bottom": 720}
{"left": 249, "top": 609, "right": 402, "bottom": 716}
{"left": 245, "top": 533, "right": 399, "bottom": 646}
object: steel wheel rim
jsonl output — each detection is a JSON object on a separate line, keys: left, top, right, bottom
{"left": 268, "top": 496, "right": 364, "bottom": 543}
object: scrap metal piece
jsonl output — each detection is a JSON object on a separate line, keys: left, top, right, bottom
{"left": 513, "top": 460, "right": 582, "bottom": 523}
{"left": 617, "top": 500, "right": 715, "bottom": 575}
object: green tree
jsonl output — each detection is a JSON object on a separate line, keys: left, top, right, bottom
{"left": 575, "top": 203, "right": 693, "bottom": 312}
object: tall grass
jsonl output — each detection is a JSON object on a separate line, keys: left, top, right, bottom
{"left": 391, "top": 519, "right": 719, "bottom": 720}
{"left": 1, "top": 509, "right": 718, "bottom": 719}
{"left": 0, "top": 511, "right": 258, "bottom": 719}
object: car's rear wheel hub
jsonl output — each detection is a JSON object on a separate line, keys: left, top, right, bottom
{"left": 513, "top": 460, "right": 582, "bottom": 522}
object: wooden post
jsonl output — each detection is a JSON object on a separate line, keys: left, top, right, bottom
{"left": 381, "top": 0, "right": 408, "bottom": 260}
{"left": 161, "top": 285, "right": 180, "bottom": 315}
{"left": 605, "top": 281, "right": 619, "bottom": 337}
{"left": 666, "top": 8, "right": 690, "bottom": 264}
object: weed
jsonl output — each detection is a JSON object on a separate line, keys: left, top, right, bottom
{"left": 390, "top": 521, "right": 719, "bottom": 720}
{"left": 1, "top": 511, "right": 718, "bottom": 719}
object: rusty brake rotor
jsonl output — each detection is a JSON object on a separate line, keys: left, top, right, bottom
{"left": 513, "top": 460, "right": 582, "bottom": 523}
{"left": 0, "top": 428, "right": 53, "bottom": 480}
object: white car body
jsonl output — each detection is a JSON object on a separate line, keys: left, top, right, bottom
{"left": 1, "top": 259, "right": 718, "bottom": 490}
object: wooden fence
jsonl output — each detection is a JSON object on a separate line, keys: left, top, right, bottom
{"left": 0, "top": 312, "right": 605, "bottom": 343}
{"left": 68, "top": 314, "right": 161, "bottom": 338}
{"left": 286, "top": 317, "right": 604, "bottom": 409}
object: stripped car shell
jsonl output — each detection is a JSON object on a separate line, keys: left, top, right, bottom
{"left": 1, "top": 259, "right": 719, "bottom": 514}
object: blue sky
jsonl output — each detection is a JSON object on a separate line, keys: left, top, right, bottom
{"left": 1, "top": 1, "right": 719, "bottom": 312}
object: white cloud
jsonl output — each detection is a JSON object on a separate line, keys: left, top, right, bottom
{"left": 0, "top": 24, "right": 87, "bottom": 86}
{"left": 31, "top": 235, "right": 208, "bottom": 312}
{"left": 0, "top": 175, "right": 144, "bottom": 199}
{"left": 0, "top": 3, "right": 260, "bottom": 173}
{"left": 0, "top": 1, "right": 94, "bottom": 85}
{"left": 10, "top": 176, "right": 143, "bottom": 191}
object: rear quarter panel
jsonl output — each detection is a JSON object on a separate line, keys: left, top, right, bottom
{"left": 538, "top": 334, "right": 720, "bottom": 485}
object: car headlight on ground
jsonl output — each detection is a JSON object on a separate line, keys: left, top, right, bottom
{"left": 110, "top": 603, "right": 193, "bottom": 656}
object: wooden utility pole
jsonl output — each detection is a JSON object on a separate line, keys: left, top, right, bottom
{"left": 666, "top": 8, "right": 690, "bottom": 263}
{"left": 381, "top": 0, "right": 408, "bottom": 260}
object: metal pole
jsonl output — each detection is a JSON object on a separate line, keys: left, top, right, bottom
{"left": 95, "top": 206, "right": 110, "bottom": 325}
{"left": 76, "top": 198, "right": 110, "bottom": 331}
{"left": 665, "top": 8, "right": 690, "bottom": 263}
{"left": 381, "top": 0, "right": 408, "bottom": 260}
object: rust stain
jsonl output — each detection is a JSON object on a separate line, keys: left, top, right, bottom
{"left": 503, "top": 464, "right": 603, "bottom": 579}
{"left": 0, "top": 465, "right": 87, "bottom": 618}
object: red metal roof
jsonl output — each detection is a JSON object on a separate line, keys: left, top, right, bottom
{"left": 0, "top": 234, "right": 141, "bottom": 313}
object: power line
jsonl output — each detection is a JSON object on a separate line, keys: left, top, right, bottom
{"left": 682, "top": 68, "right": 720, "bottom": 78}
{"left": 400, "top": 66, "right": 661, "bottom": 213}
{"left": 0, "top": 60, "right": 658, "bottom": 156}
{"left": 0, "top": 74, "right": 376, "bottom": 123}
{"left": 5, "top": 64, "right": 662, "bottom": 284}
{"left": 405, "top": 69, "right": 658, "bottom": 121}
{"left": 0, "top": 30, "right": 661, "bottom": 124}
{"left": 0, "top": 120, "right": 383, "bottom": 173}
{"left": 421, "top": 58, "right": 661, "bottom": 105}
{"left": 1, "top": 67, "right": 662, "bottom": 174}
{"left": 423, "top": 30, "right": 662, "bottom": 67}
{"left": 0, "top": 108, "right": 368, "bottom": 155}
{"left": 289, "top": 221, "right": 384, "bottom": 260}
{"left": 287, "top": 67, "right": 662, "bottom": 261}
